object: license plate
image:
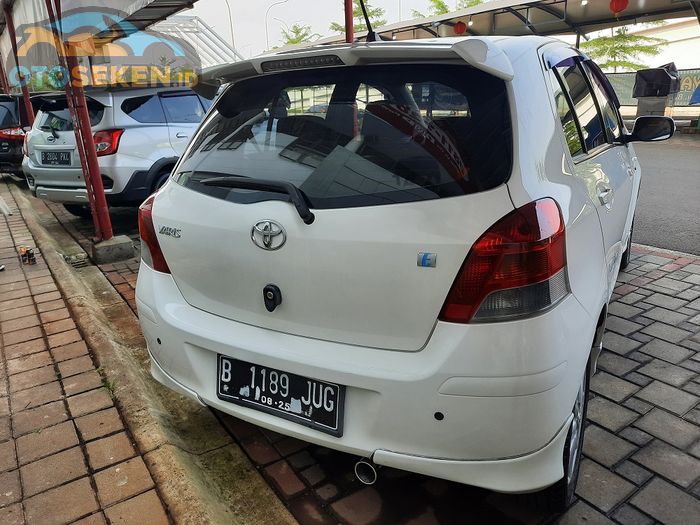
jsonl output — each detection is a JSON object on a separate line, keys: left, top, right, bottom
{"left": 217, "top": 356, "right": 345, "bottom": 437}
{"left": 41, "top": 151, "right": 71, "bottom": 166}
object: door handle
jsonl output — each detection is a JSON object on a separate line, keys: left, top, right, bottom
{"left": 598, "top": 188, "right": 614, "bottom": 207}
{"left": 176, "top": 132, "right": 188, "bottom": 139}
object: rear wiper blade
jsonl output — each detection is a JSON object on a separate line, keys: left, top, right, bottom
{"left": 39, "top": 125, "right": 59, "bottom": 139}
{"left": 201, "top": 176, "right": 315, "bottom": 225}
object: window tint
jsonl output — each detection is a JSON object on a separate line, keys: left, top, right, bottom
{"left": 583, "top": 62, "right": 622, "bottom": 142}
{"left": 0, "top": 100, "right": 19, "bottom": 128}
{"left": 176, "top": 65, "right": 512, "bottom": 209}
{"left": 161, "top": 94, "right": 205, "bottom": 123}
{"left": 121, "top": 95, "right": 165, "bottom": 123}
{"left": 549, "top": 71, "right": 583, "bottom": 157}
{"left": 555, "top": 62, "right": 606, "bottom": 151}
{"left": 37, "top": 99, "right": 104, "bottom": 131}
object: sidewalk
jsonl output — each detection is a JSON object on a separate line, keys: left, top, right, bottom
{"left": 11, "top": 182, "right": 700, "bottom": 524}
{"left": 0, "top": 188, "right": 169, "bottom": 524}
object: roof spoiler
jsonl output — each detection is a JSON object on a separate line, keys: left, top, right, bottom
{"left": 192, "top": 37, "right": 515, "bottom": 97}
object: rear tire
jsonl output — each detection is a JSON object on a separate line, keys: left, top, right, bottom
{"left": 63, "top": 204, "right": 92, "bottom": 219}
{"left": 151, "top": 168, "right": 173, "bottom": 194}
{"left": 534, "top": 358, "right": 590, "bottom": 513}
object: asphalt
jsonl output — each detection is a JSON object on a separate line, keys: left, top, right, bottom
{"left": 633, "top": 135, "right": 700, "bottom": 255}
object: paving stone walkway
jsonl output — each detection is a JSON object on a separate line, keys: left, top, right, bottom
{"left": 39, "top": 195, "right": 700, "bottom": 524}
{"left": 0, "top": 185, "right": 171, "bottom": 525}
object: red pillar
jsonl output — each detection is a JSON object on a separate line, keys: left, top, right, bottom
{"left": 345, "top": 0, "right": 354, "bottom": 43}
{"left": 3, "top": 3, "right": 35, "bottom": 126}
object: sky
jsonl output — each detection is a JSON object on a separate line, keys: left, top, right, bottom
{"left": 190, "top": 0, "right": 440, "bottom": 57}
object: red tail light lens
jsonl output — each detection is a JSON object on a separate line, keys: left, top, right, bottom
{"left": 439, "top": 198, "right": 568, "bottom": 323}
{"left": 138, "top": 194, "right": 170, "bottom": 273}
{"left": 93, "top": 129, "right": 124, "bottom": 157}
{"left": 0, "top": 127, "right": 25, "bottom": 140}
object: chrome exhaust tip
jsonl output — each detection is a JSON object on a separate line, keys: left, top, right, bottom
{"left": 354, "top": 459, "right": 378, "bottom": 485}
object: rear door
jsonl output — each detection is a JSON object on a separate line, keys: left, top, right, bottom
{"left": 159, "top": 91, "right": 206, "bottom": 155}
{"left": 550, "top": 58, "right": 632, "bottom": 291}
{"left": 153, "top": 64, "right": 515, "bottom": 351}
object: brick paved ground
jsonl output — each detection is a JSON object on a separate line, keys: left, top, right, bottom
{"left": 41, "top": 197, "right": 700, "bottom": 524}
{"left": 0, "top": 187, "right": 171, "bottom": 525}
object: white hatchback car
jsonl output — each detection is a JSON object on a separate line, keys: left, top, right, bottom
{"left": 23, "top": 87, "right": 211, "bottom": 215}
{"left": 135, "top": 36, "right": 673, "bottom": 510}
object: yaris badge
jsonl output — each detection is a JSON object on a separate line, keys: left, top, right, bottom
{"left": 251, "top": 220, "right": 286, "bottom": 251}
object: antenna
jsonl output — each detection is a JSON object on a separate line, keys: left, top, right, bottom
{"left": 358, "top": 0, "right": 378, "bottom": 42}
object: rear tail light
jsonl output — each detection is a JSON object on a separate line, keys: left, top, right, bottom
{"left": 138, "top": 194, "right": 170, "bottom": 273}
{"left": 0, "top": 127, "right": 25, "bottom": 140}
{"left": 22, "top": 134, "right": 28, "bottom": 156}
{"left": 439, "top": 198, "right": 568, "bottom": 323}
{"left": 93, "top": 129, "right": 124, "bottom": 157}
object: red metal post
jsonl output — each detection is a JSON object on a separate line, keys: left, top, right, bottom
{"left": 65, "top": 54, "right": 113, "bottom": 241}
{"left": 345, "top": 0, "right": 354, "bottom": 43}
{"left": 3, "top": 3, "right": 35, "bottom": 125}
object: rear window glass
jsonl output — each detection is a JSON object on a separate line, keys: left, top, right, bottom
{"left": 175, "top": 65, "right": 512, "bottom": 209}
{"left": 161, "top": 94, "right": 205, "bottom": 123}
{"left": 122, "top": 95, "right": 166, "bottom": 123}
{"left": 0, "top": 100, "right": 19, "bottom": 128}
{"left": 37, "top": 99, "right": 104, "bottom": 131}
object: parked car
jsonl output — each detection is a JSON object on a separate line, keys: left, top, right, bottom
{"left": 0, "top": 94, "right": 31, "bottom": 177}
{"left": 23, "top": 87, "right": 211, "bottom": 216}
{"left": 135, "top": 36, "right": 673, "bottom": 510}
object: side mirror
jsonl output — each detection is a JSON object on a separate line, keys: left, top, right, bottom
{"left": 626, "top": 116, "right": 675, "bottom": 143}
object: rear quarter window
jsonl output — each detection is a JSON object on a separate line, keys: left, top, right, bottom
{"left": 121, "top": 95, "right": 166, "bottom": 123}
{"left": 176, "top": 64, "right": 512, "bottom": 209}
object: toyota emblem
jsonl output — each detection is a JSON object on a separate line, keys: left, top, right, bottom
{"left": 251, "top": 220, "right": 286, "bottom": 251}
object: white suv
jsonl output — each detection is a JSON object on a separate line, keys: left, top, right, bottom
{"left": 135, "top": 36, "right": 673, "bottom": 510}
{"left": 23, "top": 87, "right": 211, "bottom": 216}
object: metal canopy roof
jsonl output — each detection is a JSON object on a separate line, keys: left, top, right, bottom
{"left": 0, "top": 0, "right": 199, "bottom": 39}
{"left": 321, "top": 0, "right": 700, "bottom": 44}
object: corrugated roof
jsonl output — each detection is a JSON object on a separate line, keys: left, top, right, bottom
{"left": 317, "top": 0, "right": 700, "bottom": 44}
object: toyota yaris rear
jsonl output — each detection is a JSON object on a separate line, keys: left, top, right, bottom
{"left": 136, "top": 36, "right": 664, "bottom": 510}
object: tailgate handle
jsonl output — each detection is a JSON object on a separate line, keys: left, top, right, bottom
{"left": 263, "top": 284, "right": 282, "bottom": 312}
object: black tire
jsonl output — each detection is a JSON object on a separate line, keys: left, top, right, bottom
{"left": 620, "top": 222, "right": 634, "bottom": 270}
{"left": 534, "top": 358, "right": 591, "bottom": 513}
{"left": 63, "top": 204, "right": 92, "bottom": 219}
{"left": 151, "top": 169, "right": 173, "bottom": 194}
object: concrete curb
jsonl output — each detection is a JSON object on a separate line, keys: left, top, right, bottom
{"left": 9, "top": 183, "right": 296, "bottom": 525}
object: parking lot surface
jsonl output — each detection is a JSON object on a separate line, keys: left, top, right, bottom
{"left": 37, "top": 192, "right": 700, "bottom": 525}
{"left": 0, "top": 185, "right": 170, "bottom": 525}
{"left": 634, "top": 135, "right": 700, "bottom": 255}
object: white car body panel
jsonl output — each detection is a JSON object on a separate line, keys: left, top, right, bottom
{"left": 136, "top": 35, "right": 649, "bottom": 493}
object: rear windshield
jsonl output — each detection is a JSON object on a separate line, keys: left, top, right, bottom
{"left": 0, "top": 100, "right": 19, "bottom": 128}
{"left": 36, "top": 99, "right": 104, "bottom": 132}
{"left": 176, "top": 64, "right": 512, "bottom": 209}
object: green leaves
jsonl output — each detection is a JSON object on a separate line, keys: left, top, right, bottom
{"left": 281, "top": 24, "right": 321, "bottom": 45}
{"left": 580, "top": 26, "right": 666, "bottom": 72}
{"left": 412, "top": 0, "right": 483, "bottom": 19}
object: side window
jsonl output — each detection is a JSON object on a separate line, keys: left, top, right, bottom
{"left": 549, "top": 71, "right": 583, "bottom": 157}
{"left": 161, "top": 94, "right": 205, "bottom": 123}
{"left": 122, "top": 95, "right": 166, "bottom": 123}
{"left": 555, "top": 62, "right": 607, "bottom": 152}
{"left": 582, "top": 62, "right": 622, "bottom": 142}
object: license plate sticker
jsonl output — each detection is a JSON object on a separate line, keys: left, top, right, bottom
{"left": 217, "top": 356, "right": 345, "bottom": 437}
{"left": 41, "top": 151, "right": 71, "bottom": 166}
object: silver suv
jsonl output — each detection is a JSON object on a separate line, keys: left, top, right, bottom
{"left": 23, "top": 87, "right": 211, "bottom": 216}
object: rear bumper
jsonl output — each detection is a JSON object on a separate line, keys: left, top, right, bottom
{"left": 136, "top": 264, "right": 595, "bottom": 492}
